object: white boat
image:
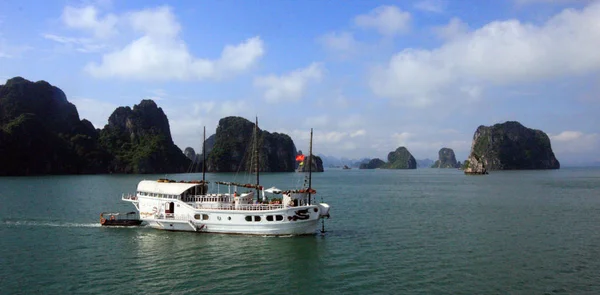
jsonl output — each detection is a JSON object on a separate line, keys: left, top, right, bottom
{"left": 121, "top": 121, "right": 330, "bottom": 236}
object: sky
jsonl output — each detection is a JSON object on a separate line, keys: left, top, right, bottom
{"left": 1, "top": 0, "right": 599, "bottom": 166}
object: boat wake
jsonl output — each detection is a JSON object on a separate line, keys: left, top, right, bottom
{"left": 2, "top": 219, "right": 101, "bottom": 228}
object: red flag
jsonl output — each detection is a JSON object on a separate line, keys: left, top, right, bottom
{"left": 295, "top": 154, "right": 305, "bottom": 162}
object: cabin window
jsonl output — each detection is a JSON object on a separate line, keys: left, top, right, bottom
{"left": 245, "top": 216, "right": 252, "bottom": 222}
{"left": 254, "top": 216, "right": 261, "bottom": 222}
{"left": 266, "top": 215, "right": 274, "bottom": 222}
{"left": 194, "top": 214, "right": 200, "bottom": 220}
{"left": 228, "top": 217, "right": 231, "bottom": 221}
{"left": 202, "top": 214, "right": 209, "bottom": 220}
{"left": 276, "top": 215, "right": 284, "bottom": 221}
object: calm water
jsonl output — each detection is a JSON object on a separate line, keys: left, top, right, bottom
{"left": 1, "top": 168, "right": 600, "bottom": 294}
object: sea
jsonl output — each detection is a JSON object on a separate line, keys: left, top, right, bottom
{"left": 1, "top": 168, "right": 600, "bottom": 294}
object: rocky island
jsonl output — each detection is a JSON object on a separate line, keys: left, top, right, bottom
{"left": 463, "top": 121, "right": 560, "bottom": 174}
{"left": 206, "top": 116, "right": 297, "bottom": 172}
{"left": 0, "top": 77, "right": 191, "bottom": 175}
{"left": 359, "top": 146, "right": 417, "bottom": 169}
{"left": 432, "top": 148, "right": 460, "bottom": 168}
{"left": 359, "top": 158, "right": 386, "bottom": 169}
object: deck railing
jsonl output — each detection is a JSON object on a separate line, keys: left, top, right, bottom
{"left": 190, "top": 204, "right": 285, "bottom": 211}
{"left": 122, "top": 193, "right": 137, "bottom": 201}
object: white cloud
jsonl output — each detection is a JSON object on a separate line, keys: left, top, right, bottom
{"left": 83, "top": 6, "right": 264, "bottom": 81}
{"left": 515, "top": 0, "right": 593, "bottom": 5}
{"left": 370, "top": 2, "right": 600, "bottom": 106}
{"left": 355, "top": 5, "right": 411, "bottom": 36}
{"left": 254, "top": 62, "right": 324, "bottom": 103}
{"left": 548, "top": 130, "right": 600, "bottom": 156}
{"left": 318, "top": 31, "right": 358, "bottom": 54}
{"left": 304, "top": 115, "right": 329, "bottom": 128}
{"left": 42, "top": 33, "right": 106, "bottom": 53}
{"left": 62, "top": 5, "right": 118, "bottom": 39}
{"left": 414, "top": 0, "right": 446, "bottom": 13}
{"left": 433, "top": 17, "right": 469, "bottom": 40}
{"left": 350, "top": 129, "right": 366, "bottom": 137}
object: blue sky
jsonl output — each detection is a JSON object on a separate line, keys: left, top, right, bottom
{"left": 1, "top": 0, "right": 599, "bottom": 165}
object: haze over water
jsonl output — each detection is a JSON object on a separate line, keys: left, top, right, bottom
{"left": 1, "top": 168, "right": 600, "bottom": 294}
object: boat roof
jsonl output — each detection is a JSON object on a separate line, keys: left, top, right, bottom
{"left": 137, "top": 180, "right": 201, "bottom": 195}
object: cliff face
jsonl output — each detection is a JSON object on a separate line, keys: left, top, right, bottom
{"left": 0, "top": 77, "right": 109, "bottom": 175}
{"left": 207, "top": 116, "right": 297, "bottom": 172}
{"left": 359, "top": 158, "right": 386, "bottom": 169}
{"left": 432, "top": 148, "right": 459, "bottom": 168}
{"left": 99, "top": 99, "right": 190, "bottom": 174}
{"left": 296, "top": 155, "right": 324, "bottom": 172}
{"left": 384, "top": 147, "right": 417, "bottom": 169}
{"left": 464, "top": 121, "right": 560, "bottom": 174}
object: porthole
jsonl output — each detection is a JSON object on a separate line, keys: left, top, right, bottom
{"left": 254, "top": 216, "right": 261, "bottom": 222}
{"left": 275, "top": 215, "right": 283, "bottom": 221}
{"left": 217, "top": 216, "right": 222, "bottom": 221}
{"left": 202, "top": 214, "right": 209, "bottom": 220}
{"left": 266, "top": 215, "right": 274, "bottom": 222}
{"left": 194, "top": 214, "right": 200, "bottom": 220}
{"left": 245, "top": 216, "right": 252, "bottom": 222}
{"left": 228, "top": 216, "right": 231, "bottom": 221}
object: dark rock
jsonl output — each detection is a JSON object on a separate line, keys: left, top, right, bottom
{"left": 296, "top": 155, "right": 324, "bottom": 172}
{"left": 0, "top": 77, "right": 110, "bottom": 175}
{"left": 432, "top": 148, "right": 459, "bottom": 168}
{"left": 207, "top": 116, "right": 297, "bottom": 172}
{"left": 99, "top": 99, "right": 190, "bottom": 174}
{"left": 464, "top": 121, "right": 560, "bottom": 174}
{"left": 384, "top": 147, "right": 417, "bottom": 169}
{"left": 359, "top": 158, "right": 386, "bottom": 169}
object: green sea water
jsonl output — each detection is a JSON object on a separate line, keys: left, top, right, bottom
{"left": 1, "top": 168, "right": 600, "bottom": 294}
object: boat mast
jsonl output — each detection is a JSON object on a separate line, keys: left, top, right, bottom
{"left": 308, "top": 128, "right": 313, "bottom": 205}
{"left": 255, "top": 116, "right": 260, "bottom": 202}
{"left": 202, "top": 126, "right": 206, "bottom": 183}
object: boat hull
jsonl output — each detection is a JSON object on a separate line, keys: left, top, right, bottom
{"left": 144, "top": 218, "right": 320, "bottom": 235}
{"left": 101, "top": 220, "right": 143, "bottom": 226}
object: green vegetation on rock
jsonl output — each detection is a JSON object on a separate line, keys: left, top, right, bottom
{"left": 383, "top": 147, "right": 417, "bottom": 169}
{"left": 359, "top": 158, "right": 386, "bottom": 169}
{"left": 464, "top": 121, "right": 560, "bottom": 174}
{"left": 206, "top": 116, "right": 297, "bottom": 172}
{"left": 431, "top": 147, "right": 459, "bottom": 168}
{"left": 0, "top": 77, "right": 110, "bottom": 175}
{"left": 0, "top": 77, "right": 190, "bottom": 175}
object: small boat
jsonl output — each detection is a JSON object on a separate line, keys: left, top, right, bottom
{"left": 100, "top": 212, "right": 143, "bottom": 226}
{"left": 342, "top": 165, "right": 351, "bottom": 170}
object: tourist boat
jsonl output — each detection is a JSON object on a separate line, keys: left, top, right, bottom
{"left": 100, "top": 212, "right": 143, "bottom": 226}
{"left": 121, "top": 120, "right": 330, "bottom": 235}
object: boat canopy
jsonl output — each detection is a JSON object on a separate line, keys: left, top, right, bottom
{"left": 264, "top": 187, "right": 282, "bottom": 193}
{"left": 137, "top": 180, "right": 201, "bottom": 196}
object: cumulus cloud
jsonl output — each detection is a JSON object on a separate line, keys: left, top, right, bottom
{"left": 370, "top": 2, "right": 600, "bottom": 106}
{"left": 549, "top": 131, "right": 600, "bottom": 163}
{"left": 62, "top": 5, "right": 118, "bottom": 39}
{"left": 354, "top": 5, "right": 411, "bottom": 36}
{"left": 254, "top": 62, "right": 324, "bottom": 103}
{"left": 433, "top": 17, "right": 469, "bottom": 40}
{"left": 78, "top": 6, "right": 264, "bottom": 81}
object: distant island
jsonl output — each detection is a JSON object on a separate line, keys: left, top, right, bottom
{"left": 0, "top": 77, "right": 304, "bottom": 175}
{"left": 463, "top": 121, "right": 560, "bottom": 174}
{"left": 359, "top": 146, "right": 417, "bottom": 169}
{"left": 431, "top": 148, "right": 461, "bottom": 168}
